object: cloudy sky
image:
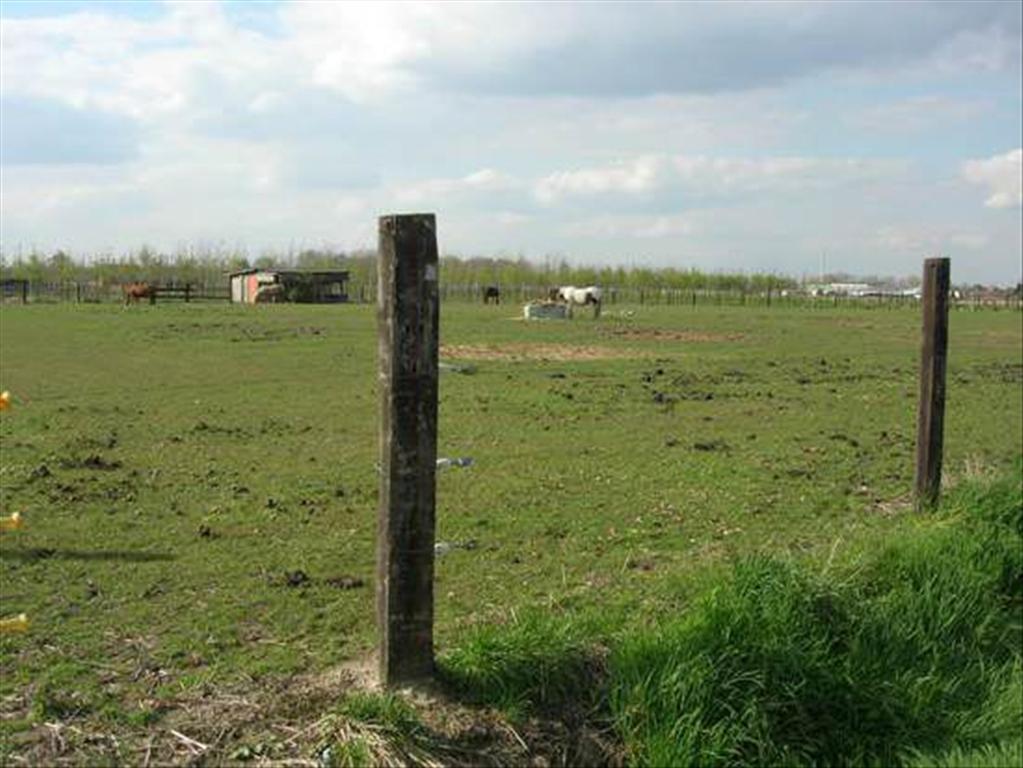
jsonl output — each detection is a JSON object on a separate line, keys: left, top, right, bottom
{"left": 1, "top": 1, "right": 1020, "bottom": 282}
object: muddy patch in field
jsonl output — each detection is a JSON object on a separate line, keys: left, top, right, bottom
{"left": 975, "top": 330, "right": 1023, "bottom": 346}
{"left": 147, "top": 321, "right": 326, "bottom": 343}
{"left": 229, "top": 326, "right": 326, "bottom": 343}
{"left": 441, "top": 343, "right": 640, "bottom": 361}
{"left": 971, "top": 361, "right": 1022, "bottom": 384}
{"left": 58, "top": 453, "right": 122, "bottom": 471}
{"left": 801, "top": 316, "right": 877, "bottom": 330}
{"left": 600, "top": 328, "right": 745, "bottom": 343}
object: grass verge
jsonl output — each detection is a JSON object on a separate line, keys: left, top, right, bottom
{"left": 437, "top": 467, "right": 1022, "bottom": 767}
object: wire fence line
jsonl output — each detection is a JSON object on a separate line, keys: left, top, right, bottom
{"left": 2, "top": 279, "right": 1020, "bottom": 311}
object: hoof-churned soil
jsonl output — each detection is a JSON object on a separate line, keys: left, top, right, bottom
{"left": 440, "top": 343, "right": 638, "bottom": 361}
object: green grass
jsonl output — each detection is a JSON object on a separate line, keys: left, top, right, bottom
{"left": 439, "top": 608, "right": 606, "bottom": 717}
{"left": 1, "top": 301, "right": 1020, "bottom": 762}
{"left": 441, "top": 470, "right": 1022, "bottom": 766}
{"left": 613, "top": 471, "right": 1021, "bottom": 767}
{"left": 905, "top": 740, "right": 1023, "bottom": 768}
{"left": 334, "top": 691, "right": 424, "bottom": 733}
{"left": 316, "top": 692, "right": 441, "bottom": 767}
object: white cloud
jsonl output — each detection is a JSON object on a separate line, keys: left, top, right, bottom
{"left": 535, "top": 154, "right": 904, "bottom": 204}
{"left": 395, "top": 168, "right": 519, "bottom": 204}
{"left": 0, "top": 4, "right": 295, "bottom": 120}
{"left": 280, "top": 2, "right": 573, "bottom": 101}
{"left": 3, "top": 2, "right": 1018, "bottom": 122}
{"left": 247, "top": 91, "right": 285, "bottom": 114}
{"left": 962, "top": 149, "right": 1023, "bottom": 209}
{"left": 874, "top": 225, "right": 990, "bottom": 253}
{"left": 852, "top": 96, "right": 990, "bottom": 133}
{"left": 929, "top": 23, "right": 1023, "bottom": 75}
{"left": 535, "top": 156, "right": 665, "bottom": 203}
{"left": 0, "top": 1, "right": 1019, "bottom": 283}
{"left": 564, "top": 214, "right": 697, "bottom": 239}
{"left": 7, "top": 1, "right": 999, "bottom": 117}
{"left": 282, "top": 1, "right": 1021, "bottom": 98}
{"left": 494, "top": 211, "right": 532, "bottom": 226}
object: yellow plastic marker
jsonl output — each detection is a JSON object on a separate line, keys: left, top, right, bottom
{"left": 0, "top": 512, "right": 21, "bottom": 532}
{"left": 0, "top": 391, "right": 10, "bottom": 411}
{"left": 0, "top": 614, "right": 29, "bottom": 634}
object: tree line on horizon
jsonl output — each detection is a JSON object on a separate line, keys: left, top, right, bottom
{"left": 3, "top": 246, "right": 993, "bottom": 292}
{"left": 0, "top": 247, "right": 799, "bottom": 292}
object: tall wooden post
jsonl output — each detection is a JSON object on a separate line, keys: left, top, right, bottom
{"left": 915, "top": 257, "right": 950, "bottom": 511}
{"left": 376, "top": 213, "right": 440, "bottom": 685}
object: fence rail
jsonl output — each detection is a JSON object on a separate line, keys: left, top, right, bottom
{"left": 1, "top": 280, "right": 1019, "bottom": 311}
{"left": 1, "top": 282, "right": 230, "bottom": 304}
{"left": 355, "top": 282, "right": 1022, "bottom": 311}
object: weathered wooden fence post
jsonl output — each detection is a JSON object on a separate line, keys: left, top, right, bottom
{"left": 915, "top": 257, "right": 951, "bottom": 511}
{"left": 376, "top": 213, "right": 440, "bottom": 685}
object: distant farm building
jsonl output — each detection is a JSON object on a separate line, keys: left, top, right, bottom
{"left": 807, "top": 282, "right": 874, "bottom": 297}
{"left": 229, "top": 269, "right": 350, "bottom": 304}
{"left": 806, "top": 282, "right": 922, "bottom": 299}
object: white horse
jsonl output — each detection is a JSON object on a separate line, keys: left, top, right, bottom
{"left": 553, "top": 285, "right": 602, "bottom": 317}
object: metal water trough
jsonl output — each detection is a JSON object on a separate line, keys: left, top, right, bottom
{"left": 523, "top": 301, "right": 568, "bottom": 320}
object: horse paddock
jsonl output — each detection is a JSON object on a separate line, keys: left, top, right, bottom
{"left": 0, "top": 300, "right": 1019, "bottom": 764}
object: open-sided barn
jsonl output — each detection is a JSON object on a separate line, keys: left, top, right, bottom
{"left": 229, "top": 269, "right": 350, "bottom": 304}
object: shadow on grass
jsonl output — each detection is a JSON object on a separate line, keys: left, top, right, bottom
{"left": 0, "top": 547, "right": 175, "bottom": 562}
{"left": 327, "top": 680, "right": 620, "bottom": 768}
{"left": 434, "top": 611, "right": 621, "bottom": 765}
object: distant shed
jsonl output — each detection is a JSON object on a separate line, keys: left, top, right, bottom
{"left": 229, "top": 269, "right": 350, "bottom": 304}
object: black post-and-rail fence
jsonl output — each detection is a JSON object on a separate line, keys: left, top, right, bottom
{"left": 0, "top": 280, "right": 229, "bottom": 305}
{"left": 1, "top": 278, "right": 1019, "bottom": 311}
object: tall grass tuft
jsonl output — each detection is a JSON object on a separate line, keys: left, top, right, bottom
{"left": 437, "top": 610, "right": 604, "bottom": 718}
{"left": 904, "top": 739, "right": 1023, "bottom": 768}
{"left": 609, "top": 471, "right": 1023, "bottom": 766}
{"left": 433, "top": 470, "right": 1020, "bottom": 763}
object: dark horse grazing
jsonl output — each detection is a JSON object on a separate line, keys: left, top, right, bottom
{"left": 483, "top": 286, "right": 500, "bottom": 305}
{"left": 122, "top": 282, "right": 157, "bottom": 306}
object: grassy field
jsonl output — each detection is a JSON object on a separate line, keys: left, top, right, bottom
{"left": 1, "top": 300, "right": 1020, "bottom": 764}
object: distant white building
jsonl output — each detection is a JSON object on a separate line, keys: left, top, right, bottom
{"left": 806, "top": 282, "right": 921, "bottom": 299}
{"left": 807, "top": 282, "right": 873, "bottom": 297}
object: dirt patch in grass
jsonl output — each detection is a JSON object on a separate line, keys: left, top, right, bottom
{"left": 599, "top": 328, "right": 745, "bottom": 342}
{"left": 3, "top": 656, "right": 620, "bottom": 767}
{"left": 440, "top": 343, "right": 640, "bottom": 361}
{"left": 798, "top": 316, "right": 878, "bottom": 330}
{"left": 974, "top": 329, "right": 1022, "bottom": 343}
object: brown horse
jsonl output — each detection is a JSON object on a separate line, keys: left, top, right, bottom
{"left": 122, "top": 282, "right": 156, "bottom": 306}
